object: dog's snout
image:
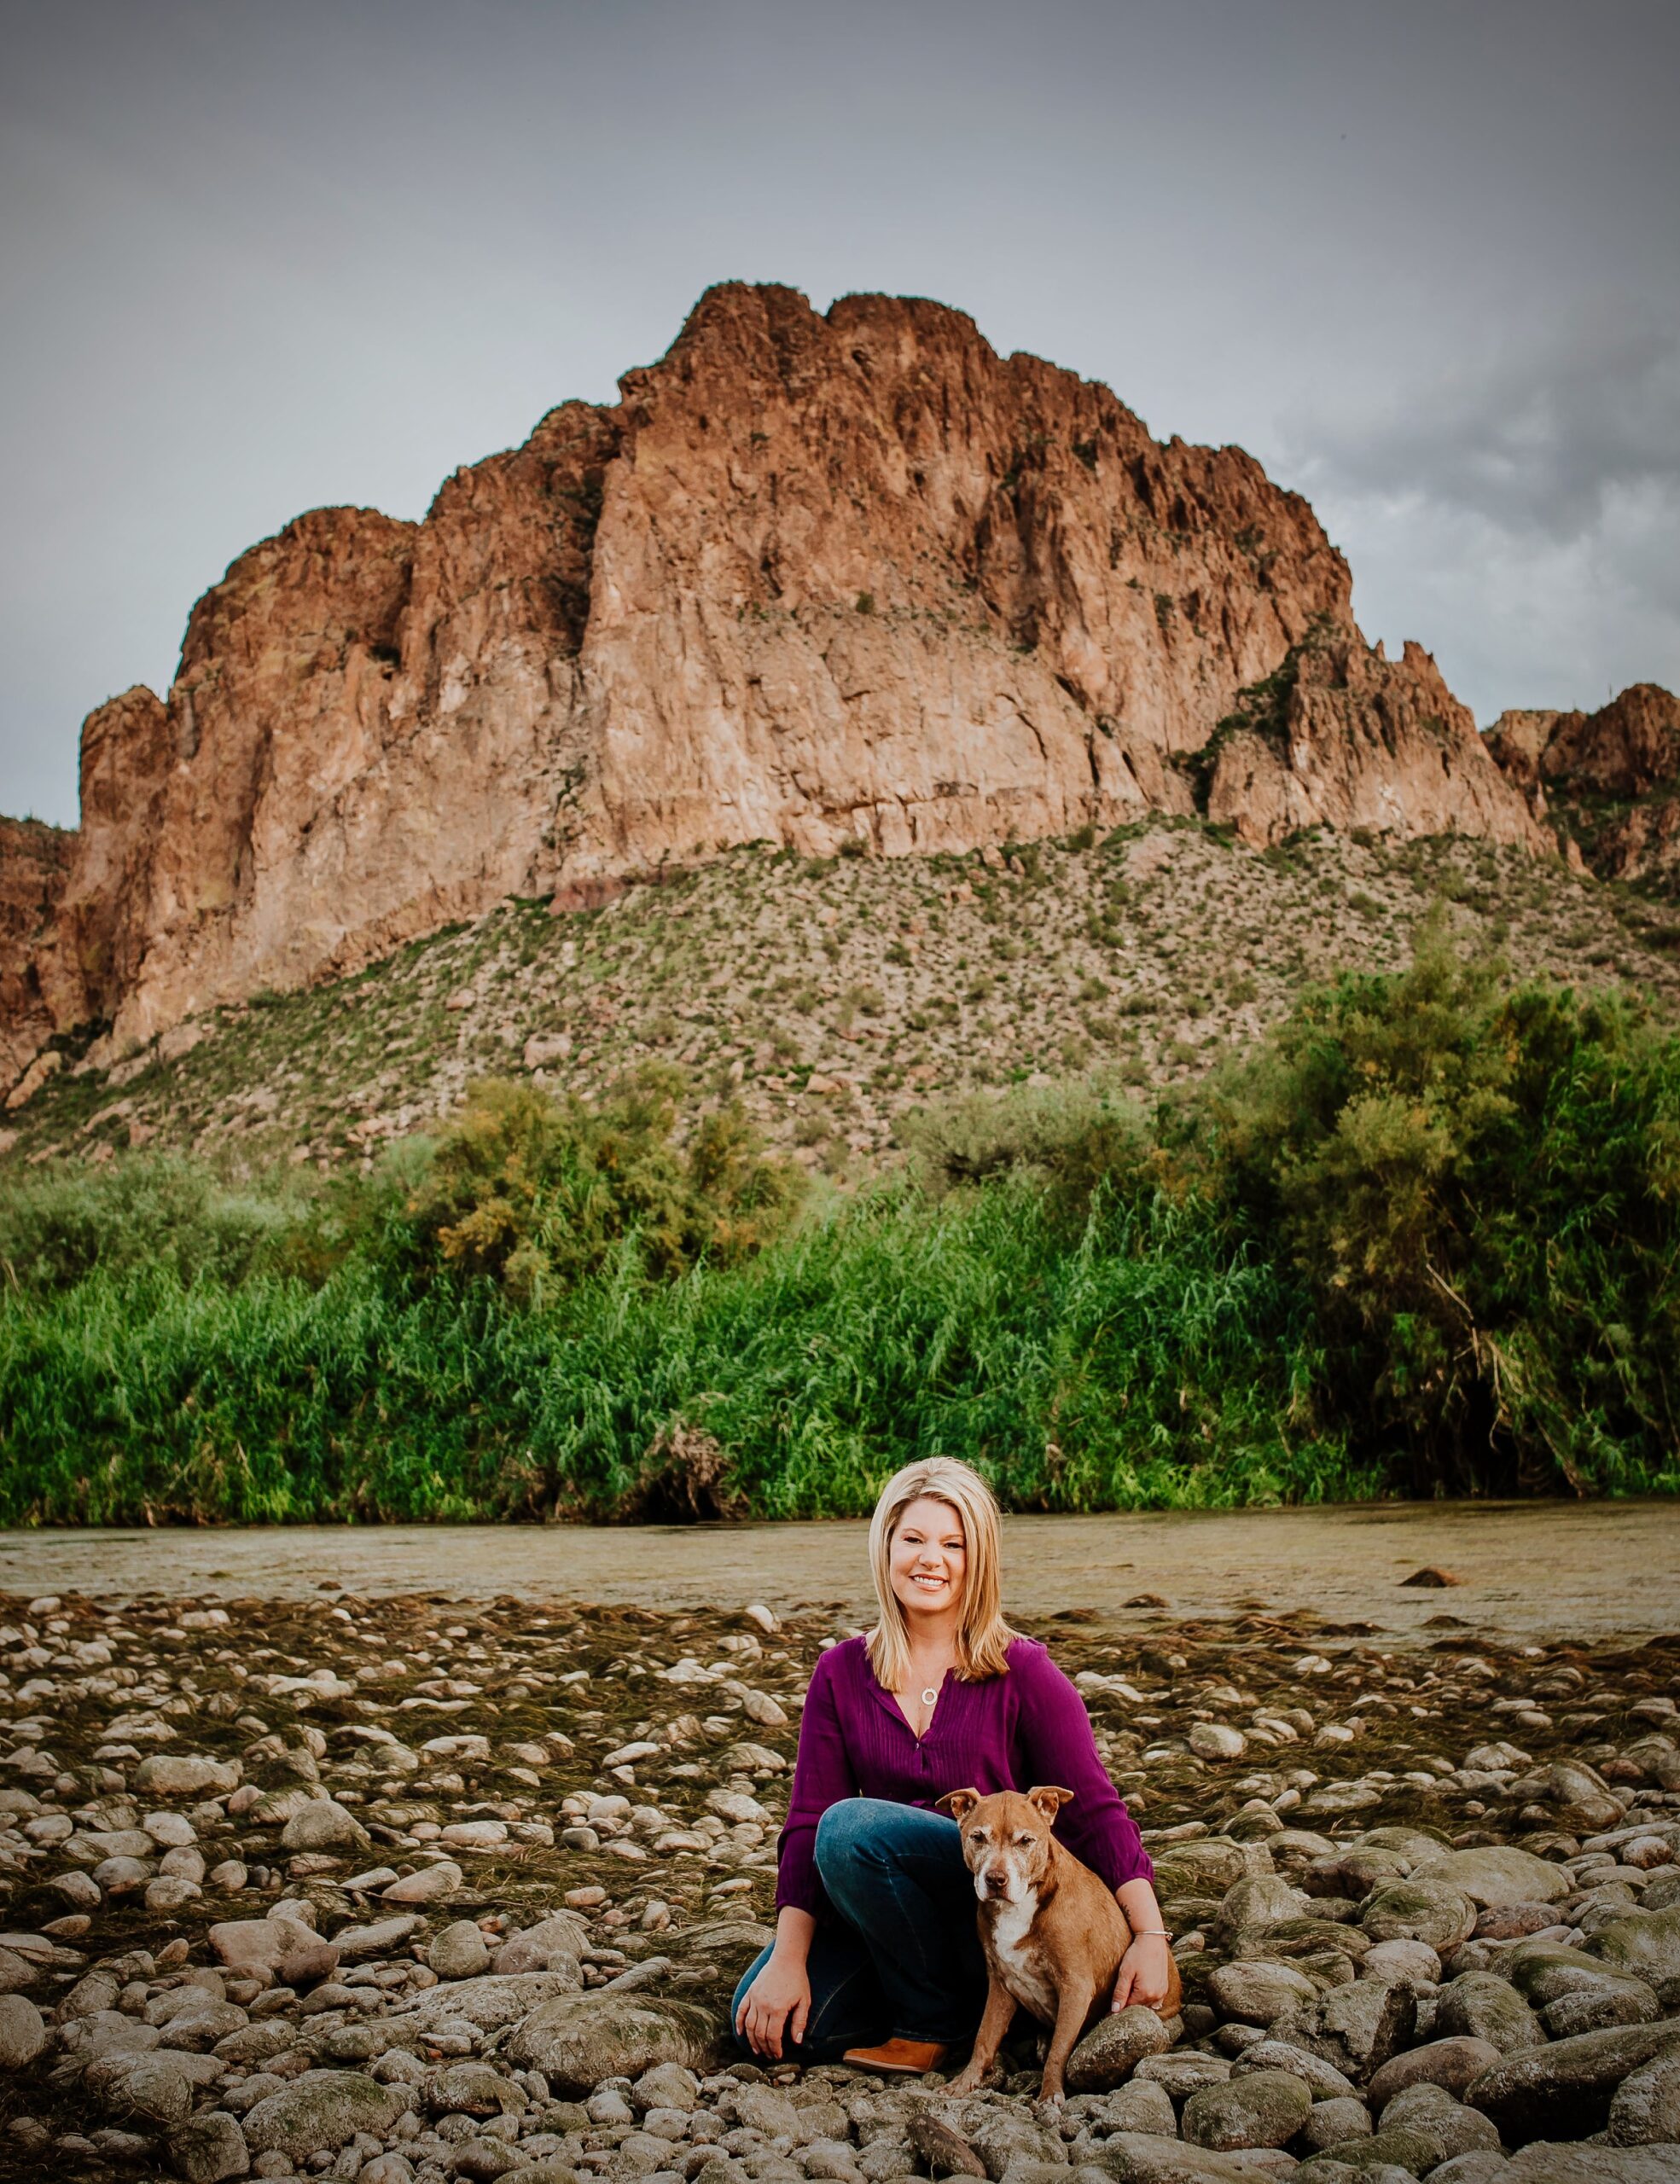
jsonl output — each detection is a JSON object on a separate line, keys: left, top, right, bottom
{"left": 984, "top": 1867, "right": 1011, "bottom": 1896}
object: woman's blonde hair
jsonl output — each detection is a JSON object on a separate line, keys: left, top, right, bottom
{"left": 865, "top": 1456, "right": 1014, "bottom": 1691}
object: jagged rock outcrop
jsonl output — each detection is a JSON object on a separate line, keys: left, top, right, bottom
{"left": 1, "top": 282, "right": 1547, "bottom": 1091}
{"left": 1206, "top": 636, "right": 1551, "bottom": 851}
{"left": 0, "top": 817, "right": 74, "bottom": 1096}
{"left": 1487, "top": 684, "right": 1680, "bottom": 892}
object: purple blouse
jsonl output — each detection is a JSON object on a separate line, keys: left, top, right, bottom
{"left": 775, "top": 1634, "right": 1153, "bottom": 1916}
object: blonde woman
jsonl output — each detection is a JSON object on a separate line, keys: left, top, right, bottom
{"left": 733, "top": 1456, "right": 1171, "bottom": 2073}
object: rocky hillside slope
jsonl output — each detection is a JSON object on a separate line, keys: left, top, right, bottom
{"left": 6, "top": 818, "right": 1676, "bottom": 1182}
{"left": 1489, "top": 683, "right": 1680, "bottom": 894}
{"left": 1, "top": 283, "right": 1544, "bottom": 1103}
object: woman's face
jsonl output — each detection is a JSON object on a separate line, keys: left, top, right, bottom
{"left": 888, "top": 1495, "right": 968, "bottom": 1627}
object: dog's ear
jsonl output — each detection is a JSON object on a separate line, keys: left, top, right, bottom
{"left": 936, "top": 1788, "right": 980, "bottom": 1821}
{"left": 1026, "top": 1785, "right": 1075, "bottom": 1821}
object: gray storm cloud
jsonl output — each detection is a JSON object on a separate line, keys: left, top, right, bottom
{"left": 1294, "top": 319, "right": 1680, "bottom": 540}
{"left": 1287, "top": 319, "right": 1680, "bottom": 718}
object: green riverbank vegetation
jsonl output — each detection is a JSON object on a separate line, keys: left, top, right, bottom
{"left": 3, "top": 925, "right": 1677, "bottom": 1524}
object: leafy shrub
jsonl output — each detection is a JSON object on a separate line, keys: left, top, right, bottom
{"left": 901, "top": 1076, "right": 1154, "bottom": 1223}
{"left": 402, "top": 1070, "right": 802, "bottom": 1303}
{"left": 0, "top": 1156, "right": 285, "bottom": 1294}
{"left": 1195, "top": 918, "right": 1680, "bottom": 1492}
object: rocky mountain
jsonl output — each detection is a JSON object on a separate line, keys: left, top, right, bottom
{"left": 0, "top": 816, "right": 73, "bottom": 1094}
{"left": 3, "top": 282, "right": 1548, "bottom": 1101}
{"left": 1488, "top": 682, "right": 1680, "bottom": 893}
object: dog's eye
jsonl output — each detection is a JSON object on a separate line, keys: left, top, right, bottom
{"left": 1015, "top": 1833, "right": 1035, "bottom": 1845}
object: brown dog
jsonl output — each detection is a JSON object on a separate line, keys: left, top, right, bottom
{"left": 936, "top": 1786, "right": 1181, "bottom": 2103}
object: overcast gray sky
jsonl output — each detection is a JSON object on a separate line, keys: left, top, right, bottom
{"left": 3, "top": 0, "right": 1676, "bottom": 828}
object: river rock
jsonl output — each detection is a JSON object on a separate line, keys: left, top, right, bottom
{"left": 1434, "top": 1971, "right": 1546, "bottom": 2054}
{"left": 1208, "top": 1960, "right": 1319, "bottom": 2025}
{"left": 280, "top": 1798, "right": 370, "bottom": 1852}
{"left": 333, "top": 1914, "right": 422, "bottom": 1961}
{"left": 1466, "top": 2017, "right": 1680, "bottom": 2143}
{"left": 1593, "top": 1904, "right": 1680, "bottom": 2002}
{"left": 729, "top": 2084, "right": 803, "bottom": 2137}
{"left": 431, "top": 1919, "right": 492, "bottom": 1980}
{"left": 1502, "top": 2147, "right": 1680, "bottom": 2182}
{"left": 0, "top": 1945, "right": 37, "bottom": 1996}
{"left": 1369, "top": 2036, "right": 1503, "bottom": 2111}
{"left": 1359, "top": 1877, "right": 1477, "bottom": 1955}
{"left": 1506, "top": 1939, "right": 1659, "bottom": 2019}
{"left": 1190, "top": 1724, "right": 1247, "bottom": 1763}
{"left": 1514, "top": 1760, "right": 1625, "bottom": 1833}
{"left": 1182, "top": 2070, "right": 1312, "bottom": 2151}
{"left": 1270, "top": 1976, "right": 1417, "bottom": 2082}
{"left": 633, "top": 2060, "right": 700, "bottom": 2113}
{"left": 61, "top": 2009, "right": 161, "bottom": 2061}
{"left": 1214, "top": 1875, "right": 1302, "bottom": 1940}
{"left": 1412, "top": 1846, "right": 1571, "bottom": 1909}
{"left": 147, "top": 1874, "right": 203, "bottom": 1914}
{"left": 504, "top": 1991, "right": 718, "bottom": 2090}
{"left": 1135, "top": 2053, "right": 1235, "bottom": 2100}
{"left": 425, "top": 2059, "right": 526, "bottom": 2116}
{"left": 492, "top": 1912, "right": 589, "bottom": 1974}
{"left": 1361, "top": 1938, "right": 1441, "bottom": 1988}
{"left": 970, "top": 2111, "right": 1065, "bottom": 2178}
{"left": 93, "top": 1854, "right": 153, "bottom": 1896}
{"left": 1153, "top": 1843, "right": 1253, "bottom": 1896}
{"left": 1608, "top": 2050, "right": 1680, "bottom": 2145}
{"left": 0, "top": 1994, "right": 46, "bottom": 2069}
{"left": 405, "top": 1970, "right": 581, "bottom": 2030}
{"left": 1231, "top": 2041, "right": 1357, "bottom": 2099}
{"left": 209, "top": 1916, "right": 339, "bottom": 1985}
{"left": 1382, "top": 2081, "right": 1502, "bottom": 2160}
{"left": 242, "top": 2069, "right": 399, "bottom": 2158}
{"left": 1064, "top": 2006, "right": 1174, "bottom": 2090}
{"left": 166, "top": 2111, "right": 251, "bottom": 2183}
{"left": 382, "top": 1859, "right": 462, "bottom": 1905}
{"left": 1094, "top": 2082, "right": 1178, "bottom": 2137}
{"left": 1298, "top": 2097, "right": 1372, "bottom": 2152}
{"left": 84, "top": 2049, "right": 194, "bottom": 2126}
{"left": 133, "top": 1754, "right": 241, "bottom": 1797}
{"left": 1087, "top": 2135, "right": 1253, "bottom": 2181}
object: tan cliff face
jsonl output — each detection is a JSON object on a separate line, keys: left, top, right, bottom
{"left": 1205, "top": 637, "right": 1550, "bottom": 851}
{"left": 0, "top": 817, "right": 75, "bottom": 1096}
{"left": 2, "top": 282, "right": 1547, "bottom": 1089}
{"left": 1487, "top": 682, "right": 1680, "bottom": 892}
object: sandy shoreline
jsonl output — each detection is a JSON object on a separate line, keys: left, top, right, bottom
{"left": 5, "top": 1499, "right": 1675, "bottom": 1644}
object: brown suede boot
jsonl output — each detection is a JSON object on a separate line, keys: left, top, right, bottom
{"left": 840, "top": 2037, "right": 950, "bottom": 2076}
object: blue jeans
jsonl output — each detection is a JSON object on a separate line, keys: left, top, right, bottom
{"left": 731, "top": 1798, "right": 988, "bottom": 2062}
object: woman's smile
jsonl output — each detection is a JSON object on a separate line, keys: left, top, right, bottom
{"left": 889, "top": 1496, "right": 968, "bottom": 1621}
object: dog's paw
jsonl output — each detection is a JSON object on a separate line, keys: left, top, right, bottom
{"left": 945, "top": 2070, "right": 982, "bottom": 2097}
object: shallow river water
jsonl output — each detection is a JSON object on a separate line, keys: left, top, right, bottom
{"left": 4, "top": 1498, "right": 1675, "bottom": 1642}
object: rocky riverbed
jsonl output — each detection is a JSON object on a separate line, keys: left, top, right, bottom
{"left": 2, "top": 1586, "right": 1678, "bottom": 2181}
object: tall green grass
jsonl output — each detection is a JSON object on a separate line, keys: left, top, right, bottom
{"left": 3, "top": 932, "right": 1677, "bottom": 1524}
{"left": 0, "top": 1181, "right": 1360, "bottom": 1524}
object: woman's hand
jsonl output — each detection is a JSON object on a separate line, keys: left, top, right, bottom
{"left": 1112, "top": 1931, "right": 1173, "bottom": 2012}
{"left": 734, "top": 1946, "right": 812, "bottom": 2059}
